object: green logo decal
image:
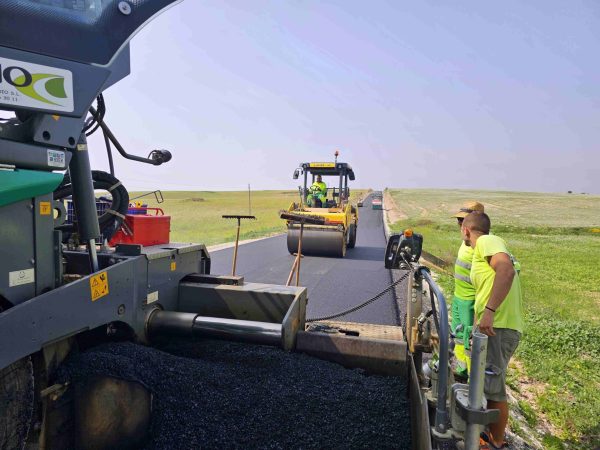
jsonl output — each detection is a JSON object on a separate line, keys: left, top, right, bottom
{"left": 14, "top": 73, "right": 67, "bottom": 106}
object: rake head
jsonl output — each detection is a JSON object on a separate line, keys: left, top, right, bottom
{"left": 222, "top": 215, "right": 256, "bottom": 220}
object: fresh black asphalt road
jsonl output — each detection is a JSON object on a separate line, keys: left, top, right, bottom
{"left": 210, "top": 195, "right": 404, "bottom": 325}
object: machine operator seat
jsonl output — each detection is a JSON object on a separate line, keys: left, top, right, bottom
{"left": 0, "top": 0, "right": 181, "bottom": 66}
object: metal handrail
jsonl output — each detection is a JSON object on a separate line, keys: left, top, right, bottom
{"left": 416, "top": 266, "right": 450, "bottom": 434}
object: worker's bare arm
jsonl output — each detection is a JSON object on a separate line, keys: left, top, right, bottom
{"left": 487, "top": 253, "right": 515, "bottom": 311}
{"left": 478, "top": 252, "right": 515, "bottom": 336}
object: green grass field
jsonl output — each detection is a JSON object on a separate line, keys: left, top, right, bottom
{"left": 133, "top": 190, "right": 297, "bottom": 246}
{"left": 387, "top": 189, "right": 600, "bottom": 449}
{"left": 134, "top": 189, "right": 367, "bottom": 246}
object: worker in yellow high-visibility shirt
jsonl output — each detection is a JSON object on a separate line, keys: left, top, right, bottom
{"left": 462, "top": 211, "right": 523, "bottom": 449}
{"left": 307, "top": 175, "right": 327, "bottom": 207}
{"left": 451, "top": 200, "right": 485, "bottom": 379}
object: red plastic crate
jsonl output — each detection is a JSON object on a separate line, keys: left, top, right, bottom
{"left": 109, "top": 208, "right": 171, "bottom": 247}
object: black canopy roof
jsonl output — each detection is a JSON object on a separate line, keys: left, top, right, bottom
{"left": 300, "top": 162, "right": 355, "bottom": 180}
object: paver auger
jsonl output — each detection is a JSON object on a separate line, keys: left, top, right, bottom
{"left": 285, "top": 154, "right": 358, "bottom": 257}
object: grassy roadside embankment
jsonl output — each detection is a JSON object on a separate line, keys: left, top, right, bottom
{"left": 134, "top": 189, "right": 368, "bottom": 246}
{"left": 386, "top": 189, "right": 600, "bottom": 449}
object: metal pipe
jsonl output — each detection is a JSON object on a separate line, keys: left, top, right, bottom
{"left": 194, "top": 316, "right": 282, "bottom": 347}
{"left": 465, "top": 332, "right": 488, "bottom": 450}
{"left": 69, "top": 134, "right": 100, "bottom": 272}
{"left": 148, "top": 310, "right": 283, "bottom": 347}
{"left": 103, "top": 129, "right": 115, "bottom": 176}
{"left": 147, "top": 309, "right": 195, "bottom": 337}
{"left": 303, "top": 170, "right": 308, "bottom": 203}
{"left": 90, "top": 107, "right": 160, "bottom": 166}
{"left": 418, "top": 268, "right": 450, "bottom": 433}
{"left": 87, "top": 239, "right": 99, "bottom": 273}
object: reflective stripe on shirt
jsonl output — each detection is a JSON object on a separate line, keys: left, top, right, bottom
{"left": 455, "top": 258, "right": 472, "bottom": 270}
{"left": 454, "top": 272, "right": 471, "bottom": 284}
{"left": 454, "top": 241, "right": 476, "bottom": 300}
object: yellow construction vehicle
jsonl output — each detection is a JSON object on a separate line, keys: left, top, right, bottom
{"left": 285, "top": 153, "right": 358, "bottom": 257}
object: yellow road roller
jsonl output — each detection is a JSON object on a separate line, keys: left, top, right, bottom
{"left": 286, "top": 155, "right": 358, "bottom": 257}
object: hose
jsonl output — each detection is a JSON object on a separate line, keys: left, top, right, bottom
{"left": 305, "top": 251, "right": 419, "bottom": 323}
{"left": 306, "top": 269, "right": 412, "bottom": 322}
{"left": 83, "top": 94, "right": 106, "bottom": 137}
{"left": 54, "top": 170, "right": 129, "bottom": 243}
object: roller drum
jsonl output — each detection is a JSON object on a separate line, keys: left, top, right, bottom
{"left": 287, "top": 226, "right": 346, "bottom": 258}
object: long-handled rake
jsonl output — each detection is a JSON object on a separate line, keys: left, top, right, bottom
{"left": 279, "top": 211, "right": 325, "bottom": 286}
{"left": 222, "top": 215, "right": 256, "bottom": 276}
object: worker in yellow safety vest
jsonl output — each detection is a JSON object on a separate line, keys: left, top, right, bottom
{"left": 451, "top": 200, "right": 485, "bottom": 378}
{"left": 307, "top": 175, "right": 327, "bottom": 207}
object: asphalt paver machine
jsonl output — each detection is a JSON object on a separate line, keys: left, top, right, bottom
{"left": 0, "top": 2, "right": 310, "bottom": 448}
{"left": 0, "top": 2, "right": 501, "bottom": 449}
{"left": 285, "top": 153, "right": 359, "bottom": 257}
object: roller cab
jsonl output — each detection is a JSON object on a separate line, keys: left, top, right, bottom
{"left": 286, "top": 155, "right": 358, "bottom": 257}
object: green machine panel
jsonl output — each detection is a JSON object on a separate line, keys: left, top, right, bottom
{"left": 0, "top": 169, "right": 63, "bottom": 208}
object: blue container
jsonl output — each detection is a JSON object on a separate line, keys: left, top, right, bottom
{"left": 65, "top": 198, "right": 112, "bottom": 224}
{"left": 128, "top": 204, "right": 148, "bottom": 215}
{"left": 66, "top": 200, "right": 75, "bottom": 224}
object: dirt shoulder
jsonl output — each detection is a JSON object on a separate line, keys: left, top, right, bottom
{"left": 383, "top": 190, "right": 407, "bottom": 223}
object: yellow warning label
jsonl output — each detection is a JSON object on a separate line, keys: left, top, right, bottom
{"left": 170, "top": 262, "right": 176, "bottom": 271}
{"left": 40, "top": 202, "right": 52, "bottom": 216}
{"left": 309, "top": 162, "right": 335, "bottom": 168}
{"left": 90, "top": 271, "right": 109, "bottom": 302}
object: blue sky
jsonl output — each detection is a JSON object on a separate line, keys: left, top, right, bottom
{"left": 89, "top": 0, "right": 600, "bottom": 193}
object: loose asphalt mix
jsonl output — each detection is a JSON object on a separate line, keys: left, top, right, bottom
{"left": 58, "top": 194, "right": 412, "bottom": 449}
{"left": 58, "top": 339, "right": 411, "bottom": 449}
